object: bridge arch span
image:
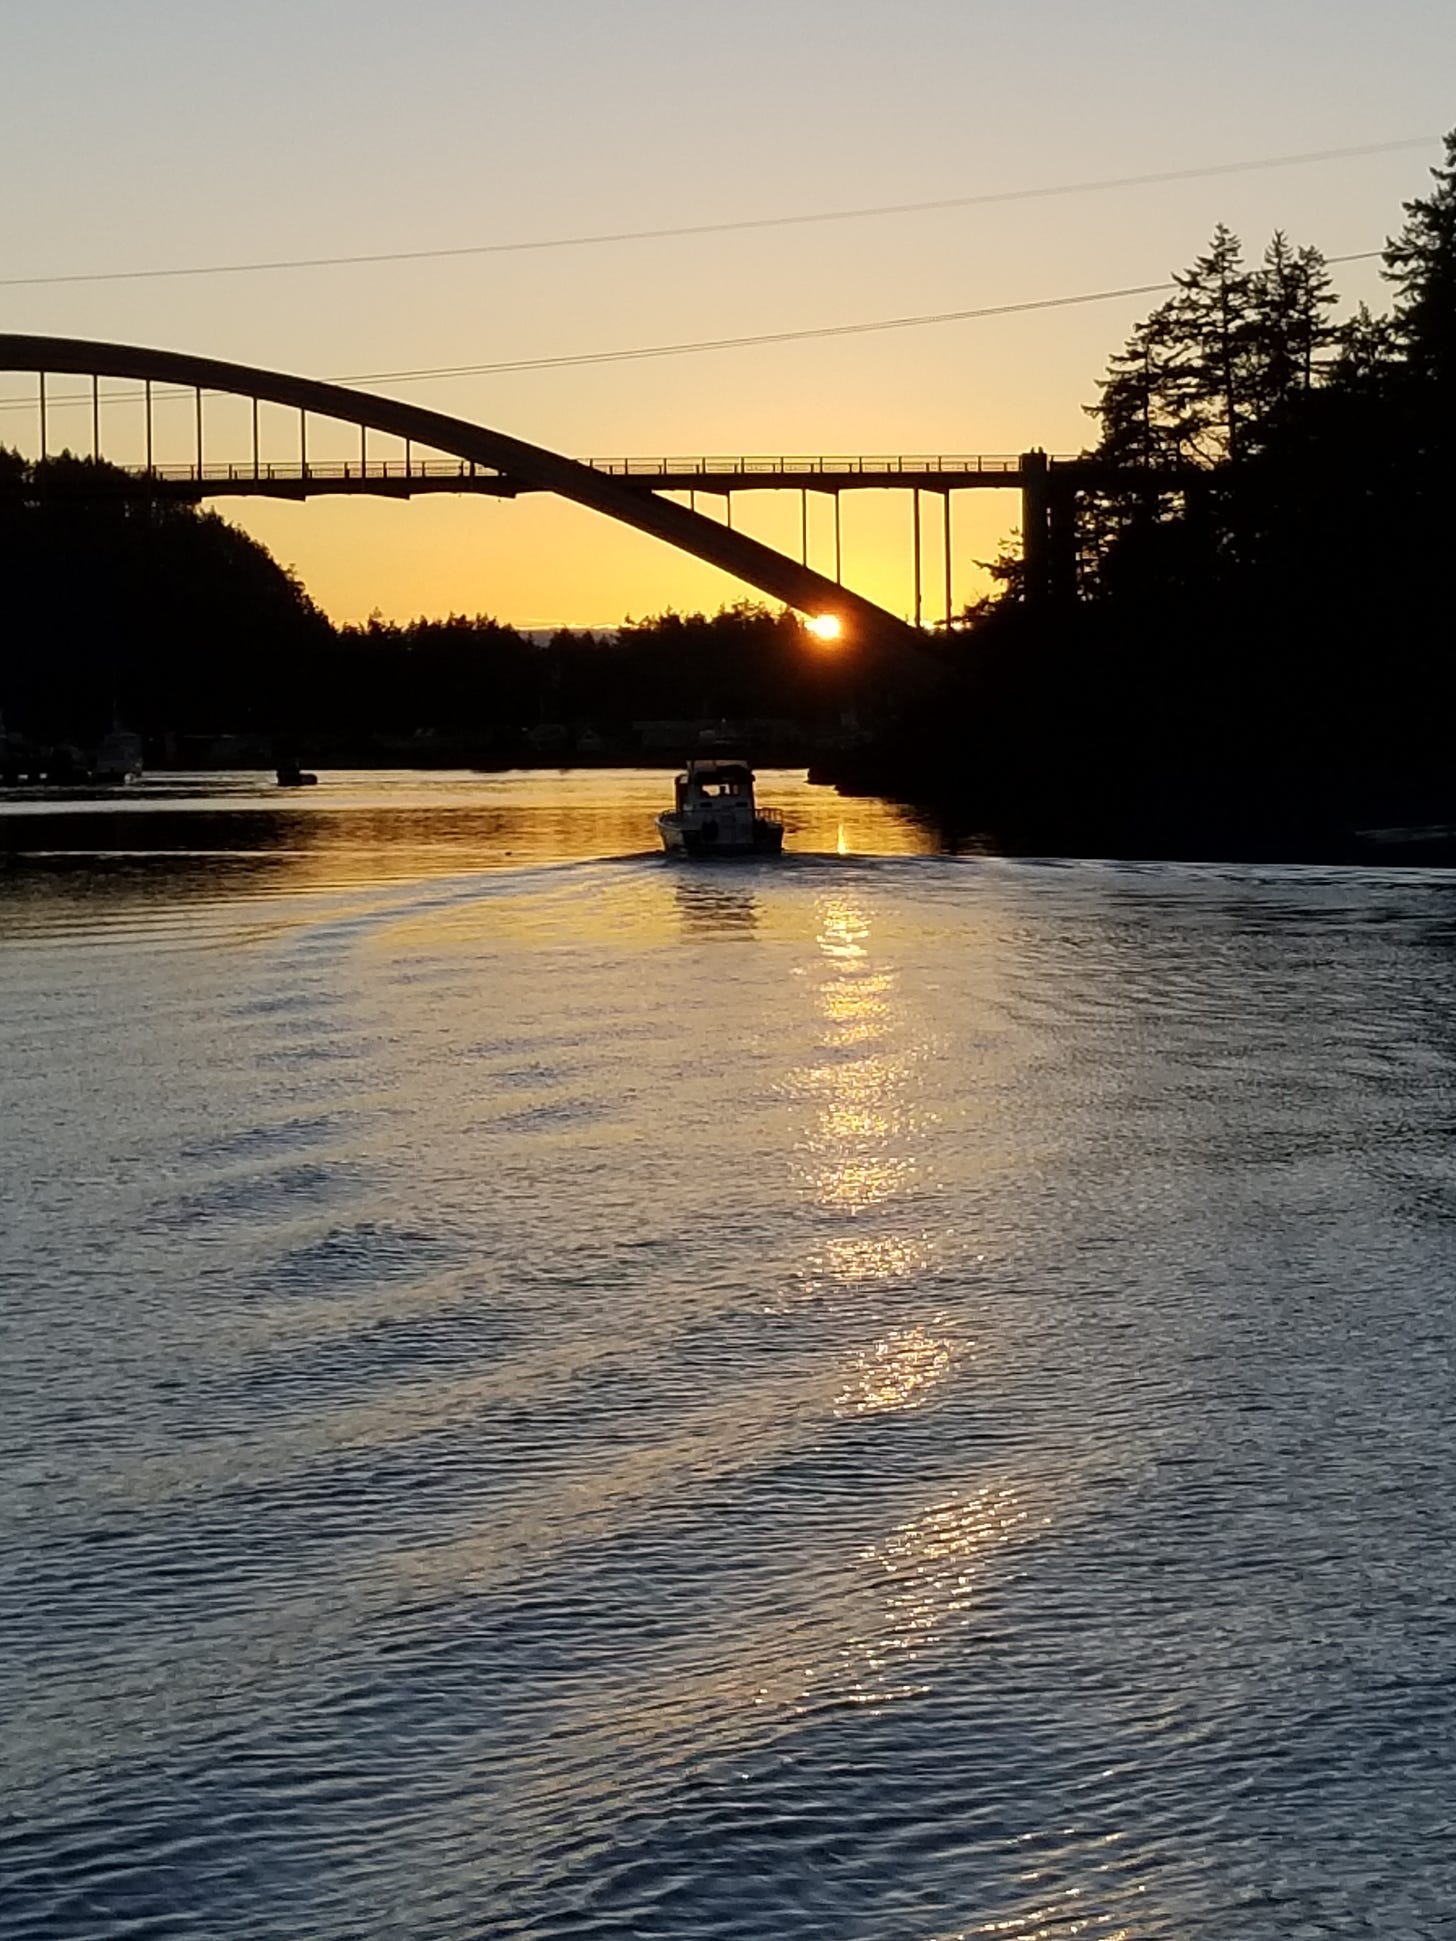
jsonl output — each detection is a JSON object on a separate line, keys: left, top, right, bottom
{"left": 0, "top": 334, "right": 922, "bottom": 653}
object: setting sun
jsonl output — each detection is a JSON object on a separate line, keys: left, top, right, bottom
{"left": 805, "top": 613, "right": 843, "bottom": 643}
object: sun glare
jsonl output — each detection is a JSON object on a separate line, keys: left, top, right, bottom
{"left": 805, "top": 613, "right": 843, "bottom": 643}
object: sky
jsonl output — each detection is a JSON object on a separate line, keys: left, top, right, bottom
{"left": 2, "top": 0, "right": 1454, "bottom": 629}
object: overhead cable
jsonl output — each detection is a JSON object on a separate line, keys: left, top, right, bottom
{"left": 0, "top": 250, "right": 1386, "bottom": 416}
{"left": 0, "top": 138, "right": 1430, "bottom": 290}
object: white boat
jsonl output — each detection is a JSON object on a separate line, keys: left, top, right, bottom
{"left": 656, "top": 757, "right": 784, "bottom": 856}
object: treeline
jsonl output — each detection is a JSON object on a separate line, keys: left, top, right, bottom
{"left": 0, "top": 451, "right": 332, "bottom": 744}
{"left": 311, "top": 603, "right": 852, "bottom": 751}
{"left": 893, "top": 130, "right": 1456, "bottom": 846}
{"left": 0, "top": 455, "right": 852, "bottom": 756}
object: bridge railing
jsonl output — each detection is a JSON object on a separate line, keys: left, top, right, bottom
{"left": 587, "top": 455, "right": 1030, "bottom": 477}
{"left": 126, "top": 453, "right": 1062, "bottom": 485}
{"left": 142, "top": 458, "right": 502, "bottom": 482}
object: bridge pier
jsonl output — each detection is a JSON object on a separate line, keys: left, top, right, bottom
{"left": 913, "top": 488, "right": 923, "bottom": 628}
{"left": 1020, "top": 449, "right": 1077, "bottom": 606}
{"left": 942, "top": 490, "right": 953, "bottom": 628}
{"left": 1048, "top": 477, "right": 1077, "bottom": 604}
{"left": 1021, "top": 450, "right": 1048, "bottom": 604}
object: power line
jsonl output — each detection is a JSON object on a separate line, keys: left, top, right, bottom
{"left": 0, "top": 138, "right": 1431, "bottom": 291}
{"left": 344, "top": 252, "right": 1387, "bottom": 384}
{"left": 343, "top": 282, "right": 1196, "bottom": 384}
{"left": 0, "top": 250, "right": 1386, "bottom": 416}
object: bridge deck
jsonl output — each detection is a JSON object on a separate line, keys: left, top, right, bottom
{"left": 78, "top": 454, "right": 1081, "bottom": 500}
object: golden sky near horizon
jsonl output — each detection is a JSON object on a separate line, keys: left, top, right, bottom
{"left": 3, "top": 1, "right": 1453, "bottom": 629}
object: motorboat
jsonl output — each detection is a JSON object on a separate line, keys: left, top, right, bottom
{"left": 656, "top": 757, "right": 784, "bottom": 856}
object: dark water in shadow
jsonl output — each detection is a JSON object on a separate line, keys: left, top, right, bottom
{"left": 3, "top": 773, "right": 1455, "bottom": 1939}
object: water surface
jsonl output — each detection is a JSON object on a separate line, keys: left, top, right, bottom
{"left": 3, "top": 772, "right": 1454, "bottom": 1940}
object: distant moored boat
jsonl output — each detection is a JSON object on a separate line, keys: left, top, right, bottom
{"left": 92, "top": 728, "right": 143, "bottom": 783}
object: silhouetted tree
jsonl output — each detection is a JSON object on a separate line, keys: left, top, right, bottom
{"left": 1245, "top": 233, "right": 1338, "bottom": 435}
{"left": 851, "top": 133, "right": 1456, "bottom": 845}
{"left": 0, "top": 451, "right": 330, "bottom": 744}
{"left": 1169, "top": 224, "right": 1256, "bottom": 463}
{"left": 1385, "top": 128, "right": 1456, "bottom": 420}
{"left": 1093, "top": 299, "right": 1200, "bottom": 467}
{"left": 1329, "top": 302, "right": 1402, "bottom": 398}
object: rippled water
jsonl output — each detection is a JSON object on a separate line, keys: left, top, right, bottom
{"left": 3, "top": 772, "right": 1455, "bottom": 1940}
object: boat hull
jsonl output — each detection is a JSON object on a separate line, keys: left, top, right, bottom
{"left": 657, "top": 813, "right": 783, "bottom": 857}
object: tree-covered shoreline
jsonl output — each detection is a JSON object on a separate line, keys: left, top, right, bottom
{"left": 832, "top": 131, "right": 1456, "bottom": 853}
{"left": 0, "top": 469, "right": 856, "bottom": 773}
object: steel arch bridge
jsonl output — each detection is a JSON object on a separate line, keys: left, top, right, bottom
{"left": 0, "top": 333, "right": 932, "bottom": 652}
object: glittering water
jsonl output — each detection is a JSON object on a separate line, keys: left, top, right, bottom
{"left": 3, "top": 772, "right": 1455, "bottom": 1941}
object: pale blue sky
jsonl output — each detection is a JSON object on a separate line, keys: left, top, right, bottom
{"left": 3, "top": 0, "right": 1452, "bottom": 622}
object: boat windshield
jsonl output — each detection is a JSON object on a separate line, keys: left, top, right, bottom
{"left": 687, "top": 762, "right": 753, "bottom": 787}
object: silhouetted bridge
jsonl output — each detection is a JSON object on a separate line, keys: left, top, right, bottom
{"left": 2, "top": 334, "right": 1106, "bottom": 640}
{"left": 131, "top": 452, "right": 1049, "bottom": 495}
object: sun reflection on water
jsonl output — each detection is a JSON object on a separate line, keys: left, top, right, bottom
{"left": 866, "top": 1484, "right": 1032, "bottom": 1640}
{"left": 834, "top": 1322, "right": 955, "bottom": 1415}
{"left": 774, "top": 1227, "right": 934, "bottom": 1314}
{"left": 820, "top": 976, "right": 893, "bottom": 1042}
{"left": 945, "top": 1894, "right": 1135, "bottom": 1941}
{"left": 817, "top": 897, "right": 871, "bottom": 962}
{"left": 818, "top": 1230, "right": 929, "bottom": 1283}
{"left": 798, "top": 894, "right": 926, "bottom": 1217}
{"left": 823, "top": 1478, "right": 1045, "bottom": 1710}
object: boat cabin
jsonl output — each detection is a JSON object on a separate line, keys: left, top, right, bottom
{"left": 673, "top": 759, "right": 755, "bottom": 813}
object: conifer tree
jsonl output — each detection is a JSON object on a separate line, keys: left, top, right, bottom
{"left": 1329, "top": 303, "right": 1401, "bottom": 398}
{"left": 1169, "top": 224, "right": 1256, "bottom": 462}
{"left": 1246, "top": 233, "right": 1338, "bottom": 430}
{"left": 1383, "top": 128, "right": 1456, "bottom": 407}
{"left": 1093, "top": 300, "right": 1197, "bottom": 466}
{"left": 1093, "top": 229, "right": 1316, "bottom": 468}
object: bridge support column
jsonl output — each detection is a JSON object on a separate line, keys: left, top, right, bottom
{"left": 1048, "top": 478, "right": 1077, "bottom": 603}
{"left": 1021, "top": 450, "right": 1048, "bottom": 604}
{"left": 913, "top": 488, "right": 923, "bottom": 628}
{"left": 943, "top": 491, "right": 953, "bottom": 628}
{"left": 834, "top": 492, "right": 842, "bottom": 585}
